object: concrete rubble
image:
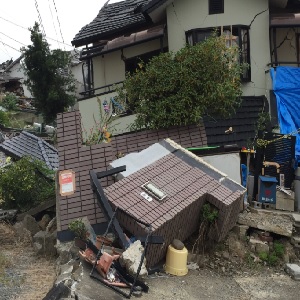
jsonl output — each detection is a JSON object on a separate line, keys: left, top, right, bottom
{"left": 237, "top": 207, "right": 293, "bottom": 237}
{"left": 285, "top": 263, "right": 300, "bottom": 280}
{"left": 120, "top": 240, "right": 148, "bottom": 278}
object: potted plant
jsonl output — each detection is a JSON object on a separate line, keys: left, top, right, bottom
{"left": 68, "top": 218, "right": 87, "bottom": 240}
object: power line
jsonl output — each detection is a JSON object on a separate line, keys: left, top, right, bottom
{"left": 47, "top": 0, "right": 60, "bottom": 49}
{"left": 0, "top": 36, "right": 10, "bottom": 57}
{"left": 34, "top": 0, "right": 46, "bottom": 36}
{"left": 52, "top": 0, "right": 65, "bottom": 50}
{"left": 0, "top": 15, "right": 73, "bottom": 47}
{"left": 0, "top": 40, "right": 21, "bottom": 53}
{"left": 0, "top": 31, "right": 26, "bottom": 46}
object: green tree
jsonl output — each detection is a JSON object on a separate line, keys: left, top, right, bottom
{"left": 0, "top": 156, "right": 55, "bottom": 212}
{"left": 117, "top": 34, "right": 244, "bottom": 130}
{"left": 21, "top": 22, "right": 76, "bottom": 124}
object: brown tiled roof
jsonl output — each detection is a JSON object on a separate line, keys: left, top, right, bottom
{"left": 105, "top": 149, "right": 243, "bottom": 231}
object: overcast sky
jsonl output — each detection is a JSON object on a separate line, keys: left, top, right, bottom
{"left": 0, "top": 0, "right": 122, "bottom": 63}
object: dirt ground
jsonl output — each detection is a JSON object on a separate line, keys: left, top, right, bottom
{"left": 1, "top": 221, "right": 300, "bottom": 300}
{"left": 0, "top": 222, "right": 56, "bottom": 300}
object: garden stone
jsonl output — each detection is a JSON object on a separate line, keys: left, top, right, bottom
{"left": 46, "top": 216, "right": 57, "bottom": 233}
{"left": 23, "top": 214, "right": 40, "bottom": 236}
{"left": 39, "top": 214, "right": 51, "bottom": 231}
{"left": 33, "top": 230, "right": 57, "bottom": 256}
{"left": 172, "top": 239, "right": 184, "bottom": 250}
{"left": 285, "top": 263, "right": 300, "bottom": 280}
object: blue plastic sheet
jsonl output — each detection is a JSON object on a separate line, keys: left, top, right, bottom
{"left": 270, "top": 66, "right": 300, "bottom": 160}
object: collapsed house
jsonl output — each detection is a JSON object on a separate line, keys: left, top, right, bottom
{"left": 105, "top": 139, "right": 245, "bottom": 267}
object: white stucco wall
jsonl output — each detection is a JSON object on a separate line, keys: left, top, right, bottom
{"left": 92, "top": 38, "right": 166, "bottom": 89}
{"left": 78, "top": 93, "right": 136, "bottom": 138}
{"left": 8, "top": 63, "right": 32, "bottom": 98}
{"left": 166, "top": 0, "right": 270, "bottom": 97}
{"left": 273, "top": 28, "right": 299, "bottom": 64}
{"left": 7, "top": 60, "right": 84, "bottom": 99}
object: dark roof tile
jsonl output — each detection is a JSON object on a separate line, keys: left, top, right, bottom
{"left": 0, "top": 131, "right": 58, "bottom": 170}
{"left": 72, "top": 0, "right": 151, "bottom": 46}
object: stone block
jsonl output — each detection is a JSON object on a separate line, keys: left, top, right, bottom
{"left": 291, "top": 236, "right": 300, "bottom": 249}
{"left": 22, "top": 214, "right": 41, "bottom": 236}
{"left": 285, "top": 263, "right": 300, "bottom": 280}
{"left": 276, "top": 197, "right": 295, "bottom": 211}
{"left": 249, "top": 237, "right": 269, "bottom": 254}
{"left": 292, "top": 214, "right": 300, "bottom": 227}
{"left": 39, "top": 214, "right": 51, "bottom": 231}
{"left": 33, "top": 230, "right": 57, "bottom": 256}
{"left": 232, "top": 224, "right": 249, "bottom": 239}
{"left": 255, "top": 242, "right": 270, "bottom": 254}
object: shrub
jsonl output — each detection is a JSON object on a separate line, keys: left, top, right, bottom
{"left": 2, "top": 93, "right": 18, "bottom": 111}
{"left": 0, "top": 111, "right": 9, "bottom": 126}
{"left": 117, "top": 34, "right": 244, "bottom": 130}
{"left": 68, "top": 219, "right": 87, "bottom": 240}
{"left": 273, "top": 241, "right": 285, "bottom": 258}
{"left": 0, "top": 156, "right": 55, "bottom": 212}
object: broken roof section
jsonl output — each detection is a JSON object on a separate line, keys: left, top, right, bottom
{"left": 105, "top": 139, "right": 245, "bottom": 267}
{"left": 81, "top": 25, "right": 165, "bottom": 59}
{"left": 0, "top": 131, "right": 58, "bottom": 170}
{"left": 72, "top": 0, "right": 151, "bottom": 47}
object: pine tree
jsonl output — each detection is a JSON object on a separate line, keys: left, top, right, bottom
{"left": 22, "top": 22, "right": 76, "bottom": 124}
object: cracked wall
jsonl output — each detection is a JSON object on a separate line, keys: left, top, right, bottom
{"left": 272, "top": 28, "right": 300, "bottom": 63}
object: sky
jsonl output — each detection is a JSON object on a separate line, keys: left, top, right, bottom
{"left": 0, "top": 0, "right": 123, "bottom": 63}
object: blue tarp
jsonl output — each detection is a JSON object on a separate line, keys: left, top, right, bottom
{"left": 270, "top": 66, "right": 300, "bottom": 159}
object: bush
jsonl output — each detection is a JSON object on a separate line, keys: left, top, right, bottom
{"left": 117, "top": 34, "right": 244, "bottom": 130}
{"left": 273, "top": 241, "right": 285, "bottom": 258}
{"left": 0, "top": 111, "right": 9, "bottom": 126}
{"left": 0, "top": 156, "right": 55, "bottom": 212}
{"left": 2, "top": 93, "right": 18, "bottom": 111}
{"left": 258, "top": 241, "right": 284, "bottom": 266}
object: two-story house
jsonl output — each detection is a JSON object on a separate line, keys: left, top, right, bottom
{"left": 72, "top": 0, "right": 299, "bottom": 147}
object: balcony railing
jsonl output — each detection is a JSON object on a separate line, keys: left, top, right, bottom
{"left": 79, "top": 81, "right": 123, "bottom": 100}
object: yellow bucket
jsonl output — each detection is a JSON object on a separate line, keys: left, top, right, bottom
{"left": 164, "top": 244, "right": 188, "bottom": 276}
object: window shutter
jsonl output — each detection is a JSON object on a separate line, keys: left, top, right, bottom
{"left": 209, "top": 0, "right": 224, "bottom": 14}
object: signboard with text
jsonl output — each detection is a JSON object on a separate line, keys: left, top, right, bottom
{"left": 59, "top": 170, "right": 76, "bottom": 196}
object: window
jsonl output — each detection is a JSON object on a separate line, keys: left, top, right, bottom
{"left": 186, "top": 26, "right": 251, "bottom": 82}
{"left": 125, "top": 49, "right": 163, "bottom": 74}
{"left": 209, "top": 0, "right": 224, "bottom": 15}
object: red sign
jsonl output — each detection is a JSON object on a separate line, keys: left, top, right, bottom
{"left": 59, "top": 170, "right": 75, "bottom": 196}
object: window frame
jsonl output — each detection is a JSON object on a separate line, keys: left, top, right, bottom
{"left": 185, "top": 25, "right": 251, "bottom": 82}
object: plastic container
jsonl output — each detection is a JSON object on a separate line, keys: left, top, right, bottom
{"left": 164, "top": 245, "right": 188, "bottom": 276}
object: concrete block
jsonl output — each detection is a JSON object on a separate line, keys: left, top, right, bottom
{"left": 285, "top": 263, "right": 300, "bottom": 280}
{"left": 252, "top": 201, "right": 262, "bottom": 209}
{"left": 291, "top": 236, "right": 300, "bottom": 249}
{"left": 262, "top": 203, "right": 275, "bottom": 210}
{"left": 276, "top": 197, "right": 295, "bottom": 212}
{"left": 232, "top": 224, "right": 249, "bottom": 239}
{"left": 292, "top": 214, "right": 300, "bottom": 227}
{"left": 249, "top": 237, "right": 269, "bottom": 254}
